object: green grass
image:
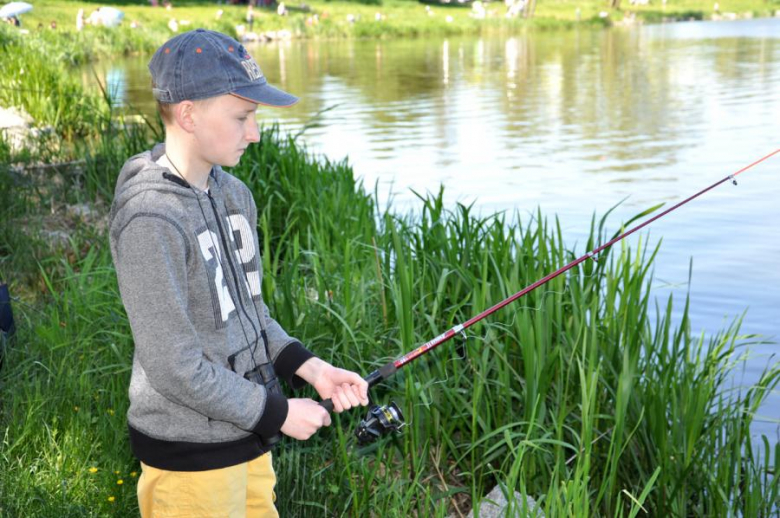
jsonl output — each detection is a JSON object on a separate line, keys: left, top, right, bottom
{"left": 2, "top": 20, "right": 779, "bottom": 517}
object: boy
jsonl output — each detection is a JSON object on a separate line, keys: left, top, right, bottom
{"left": 109, "top": 29, "right": 369, "bottom": 517}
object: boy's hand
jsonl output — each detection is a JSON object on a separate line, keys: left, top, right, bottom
{"left": 281, "top": 398, "right": 331, "bottom": 440}
{"left": 295, "top": 357, "right": 369, "bottom": 413}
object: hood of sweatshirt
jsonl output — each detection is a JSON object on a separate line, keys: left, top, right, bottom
{"left": 111, "top": 143, "right": 212, "bottom": 219}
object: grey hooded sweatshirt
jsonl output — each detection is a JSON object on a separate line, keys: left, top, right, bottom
{"left": 109, "top": 144, "right": 315, "bottom": 471}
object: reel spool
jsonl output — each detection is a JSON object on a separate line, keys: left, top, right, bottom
{"left": 355, "top": 402, "right": 405, "bottom": 445}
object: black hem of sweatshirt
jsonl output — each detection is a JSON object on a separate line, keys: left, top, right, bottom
{"left": 274, "top": 341, "right": 316, "bottom": 390}
{"left": 129, "top": 425, "right": 270, "bottom": 472}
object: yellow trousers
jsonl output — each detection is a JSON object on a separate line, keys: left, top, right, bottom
{"left": 137, "top": 453, "right": 278, "bottom": 518}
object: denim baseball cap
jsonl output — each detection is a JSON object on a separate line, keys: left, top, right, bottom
{"left": 149, "top": 29, "right": 298, "bottom": 107}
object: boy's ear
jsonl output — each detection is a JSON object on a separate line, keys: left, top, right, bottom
{"left": 173, "top": 101, "right": 197, "bottom": 133}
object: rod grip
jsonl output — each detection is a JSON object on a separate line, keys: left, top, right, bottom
{"left": 318, "top": 362, "right": 397, "bottom": 413}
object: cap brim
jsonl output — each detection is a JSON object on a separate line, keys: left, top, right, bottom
{"left": 231, "top": 82, "right": 299, "bottom": 108}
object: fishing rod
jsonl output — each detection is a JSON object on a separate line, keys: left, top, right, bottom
{"left": 321, "top": 148, "right": 780, "bottom": 444}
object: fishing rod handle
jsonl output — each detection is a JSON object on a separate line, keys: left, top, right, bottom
{"left": 318, "top": 363, "right": 397, "bottom": 412}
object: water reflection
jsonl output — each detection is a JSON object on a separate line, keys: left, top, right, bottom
{"left": 245, "top": 28, "right": 763, "bottom": 184}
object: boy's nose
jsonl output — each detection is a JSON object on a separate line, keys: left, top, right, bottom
{"left": 246, "top": 117, "right": 261, "bottom": 143}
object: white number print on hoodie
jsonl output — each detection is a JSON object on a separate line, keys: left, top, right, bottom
{"left": 197, "top": 213, "right": 261, "bottom": 327}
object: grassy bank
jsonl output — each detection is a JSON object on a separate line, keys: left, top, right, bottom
{"left": 3, "top": 0, "right": 779, "bottom": 64}
{"left": 2, "top": 29, "right": 780, "bottom": 516}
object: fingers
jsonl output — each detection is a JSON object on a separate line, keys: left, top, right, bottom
{"left": 344, "top": 371, "right": 370, "bottom": 402}
{"left": 343, "top": 383, "right": 361, "bottom": 407}
{"left": 310, "top": 399, "right": 331, "bottom": 427}
{"left": 312, "top": 367, "right": 371, "bottom": 413}
{"left": 355, "top": 379, "right": 369, "bottom": 404}
{"left": 352, "top": 383, "right": 368, "bottom": 406}
{"left": 319, "top": 404, "right": 332, "bottom": 427}
{"left": 332, "top": 383, "right": 362, "bottom": 413}
{"left": 334, "top": 369, "right": 369, "bottom": 406}
{"left": 332, "top": 386, "right": 344, "bottom": 413}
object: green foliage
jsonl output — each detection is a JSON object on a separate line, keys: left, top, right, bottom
{"left": 636, "top": 9, "right": 705, "bottom": 22}
{"left": 0, "top": 244, "right": 136, "bottom": 516}
{"left": 0, "top": 134, "right": 11, "bottom": 164}
{"left": 0, "top": 26, "right": 109, "bottom": 140}
{"left": 2, "top": 119, "right": 779, "bottom": 514}
{"left": 1, "top": 22, "right": 778, "bottom": 518}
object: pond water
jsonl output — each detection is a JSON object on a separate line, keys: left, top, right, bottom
{"left": 84, "top": 18, "right": 780, "bottom": 441}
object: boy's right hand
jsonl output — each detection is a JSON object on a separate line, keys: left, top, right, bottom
{"left": 280, "top": 398, "right": 332, "bottom": 440}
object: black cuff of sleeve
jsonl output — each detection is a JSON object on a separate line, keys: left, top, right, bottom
{"left": 274, "top": 341, "right": 316, "bottom": 391}
{"left": 251, "top": 392, "right": 288, "bottom": 442}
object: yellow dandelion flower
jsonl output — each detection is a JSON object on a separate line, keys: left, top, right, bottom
{"left": 74, "top": 406, "right": 79, "bottom": 412}
{"left": 117, "top": 479, "right": 124, "bottom": 485}
{"left": 130, "top": 471, "right": 138, "bottom": 477}
{"left": 108, "top": 496, "right": 115, "bottom": 503}
{"left": 89, "top": 467, "right": 98, "bottom": 474}
{"left": 107, "top": 409, "right": 115, "bottom": 416}
{"left": 114, "top": 470, "right": 120, "bottom": 475}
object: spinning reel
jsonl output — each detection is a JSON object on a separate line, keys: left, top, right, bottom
{"left": 355, "top": 401, "right": 405, "bottom": 445}
{"left": 342, "top": 333, "right": 470, "bottom": 445}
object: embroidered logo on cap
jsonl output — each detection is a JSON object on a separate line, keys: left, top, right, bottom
{"left": 240, "top": 57, "right": 264, "bottom": 82}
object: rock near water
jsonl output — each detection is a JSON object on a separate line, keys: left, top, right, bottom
{"left": 450, "top": 485, "right": 545, "bottom": 518}
{"left": 0, "top": 106, "right": 53, "bottom": 154}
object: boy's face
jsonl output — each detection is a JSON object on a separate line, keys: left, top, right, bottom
{"left": 190, "top": 94, "right": 261, "bottom": 168}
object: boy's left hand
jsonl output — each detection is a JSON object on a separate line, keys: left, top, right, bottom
{"left": 295, "top": 357, "right": 369, "bottom": 413}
